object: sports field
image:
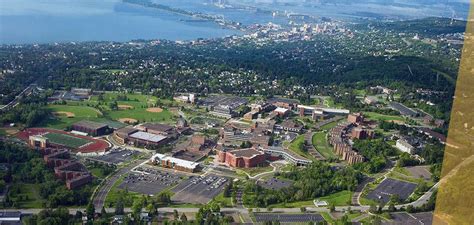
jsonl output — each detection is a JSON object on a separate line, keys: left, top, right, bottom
{"left": 44, "top": 105, "right": 102, "bottom": 129}
{"left": 45, "top": 93, "right": 176, "bottom": 128}
{"left": 43, "top": 132, "right": 92, "bottom": 148}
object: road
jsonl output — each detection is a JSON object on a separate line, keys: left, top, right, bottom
{"left": 0, "top": 84, "right": 38, "bottom": 112}
{"left": 92, "top": 159, "right": 146, "bottom": 210}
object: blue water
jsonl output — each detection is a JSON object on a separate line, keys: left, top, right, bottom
{"left": 0, "top": 0, "right": 240, "bottom": 44}
{"left": 0, "top": 0, "right": 469, "bottom": 44}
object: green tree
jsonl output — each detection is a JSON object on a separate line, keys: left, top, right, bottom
{"left": 86, "top": 203, "right": 95, "bottom": 220}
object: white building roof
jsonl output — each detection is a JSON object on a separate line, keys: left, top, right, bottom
{"left": 297, "top": 105, "right": 315, "bottom": 110}
{"left": 274, "top": 107, "right": 289, "bottom": 113}
{"left": 320, "top": 108, "right": 350, "bottom": 114}
{"left": 151, "top": 153, "right": 200, "bottom": 170}
{"left": 130, "top": 131, "right": 167, "bottom": 143}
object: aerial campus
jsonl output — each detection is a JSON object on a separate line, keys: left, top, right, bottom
{"left": 0, "top": 0, "right": 470, "bottom": 224}
{"left": 0, "top": 87, "right": 449, "bottom": 224}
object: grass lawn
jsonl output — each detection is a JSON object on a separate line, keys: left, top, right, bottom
{"left": 89, "top": 92, "right": 158, "bottom": 103}
{"left": 346, "top": 212, "right": 363, "bottom": 221}
{"left": 269, "top": 191, "right": 352, "bottom": 208}
{"left": 363, "top": 112, "right": 404, "bottom": 122}
{"left": 359, "top": 197, "right": 379, "bottom": 206}
{"left": 9, "top": 183, "right": 45, "bottom": 208}
{"left": 387, "top": 170, "right": 433, "bottom": 187}
{"left": 91, "top": 93, "right": 175, "bottom": 123}
{"left": 43, "top": 105, "right": 102, "bottom": 129}
{"left": 88, "top": 168, "right": 108, "bottom": 179}
{"left": 43, "top": 132, "right": 92, "bottom": 148}
{"left": 321, "top": 212, "right": 335, "bottom": 224}
{"left": 211, "top": 192, "right": 233, "bottom": 207}
{"left": 393, "top": 167, "right": 411, "bottom": 176}
{"left": 104, "top": 176, "right": 142, "bottom": 207}
{"left": 280, "top": 163, "right": 294, "bottom": 173}
{"left": 312, "top": 132, "right": 336, "bottom": 159}
{"left": 169, "top": 203, "right": 203, "bottom": 208}
{"left": 236, "top": 166, "right": 273, "bottom": 177}
{"left": 269, "top": 200, "right": 314, "bottom": 208}
{"left": 288, "top": 135, "right": 317, "bottom": 161}
{"left": 319, "top": 119, "right": 341, "bottom": 131}
{"left": 105, "top": 107, "right": 174, "bottom": 124}
{"left": 317, "top": 190, "right": 353, "bottom": 206}
{"left": 44, "top": 93, "right": 177, "bottom": 128}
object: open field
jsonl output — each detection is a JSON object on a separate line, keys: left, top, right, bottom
{"left": 43, "top": 132, "right": 92, "bottom": 148}
{"left": 254, "top": 213, "right": 324, "bottom": 223}
{"left": 7, "top": 183, "right": 44, "bottom": 208}
{"left": 319, "top": 120, "right": 341, "bottom": 131}
{"left": 44, "top": 105, "right": 102, "bottom": 129}
{"left": 269, "top": 190, "right": 352, "bottom": 208}
{"left": 211, "top": 192, "right": 233, "bottom": 207}
{"left": 312, "top": 132, "right": 336, "bottom": 159}
{"left": 288, "top": 135, "right": 317, "bottom": 161}
{"left": 45, "top": 93, "right": 176, "bottom": 128}
{"left": 363, "top": 112, "right": 405, "bottom": 122}
{"left": 317, "top": 190, "right": 353, "bottom": 206}
{"left": 236, "top": 166, "right": 273, "bottom": 177}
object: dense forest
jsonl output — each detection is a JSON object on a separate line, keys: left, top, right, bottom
{"left": 352, "top": 139, "right": 398, "bottom": 173}
{"left": 244, "top": 162, "right": 362, "bottom": 207}
{"left": 0, "top": 141, "right": 94, "bottom": 208}
{"left": 0, "top": 17, "right": 462, "bottom": 105}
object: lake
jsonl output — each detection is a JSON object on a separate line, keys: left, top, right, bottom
{"left": 0, "top": 0, "right": 240, "bottom": 44}
{"left": 0, "top": 0, "right": 469, "bottom": 44}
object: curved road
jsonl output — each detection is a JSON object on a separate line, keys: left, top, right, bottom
{"left": 92, "top": 159, "right": 146, "bottom": 210}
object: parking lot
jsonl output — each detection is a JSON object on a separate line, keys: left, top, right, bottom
{"left": 118, "top": 167, "right": 184, "bottom": 195}
{"left": 171, "top": 175, "right": 229, "bottom": 204}
{"left": 254, "top": 213, "right": 325, "bottom": 223}
{"left": 258, "top": 177, "right": 293, "bottom": 191}
{"left": 366, "top": 178, "right": 417, "bottom": 204}
{"left": 91, "top": 148, "right": 140, "bottom": 165}
{"left": 383, "top": 212, "right": 433, "bottom": 225}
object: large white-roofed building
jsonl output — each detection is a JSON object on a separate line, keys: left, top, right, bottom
{"left": 151, "top": 153, "right": 201, "bottom": 173}
{"left": 113, "top": 127, "right": 169, "bottom": 149}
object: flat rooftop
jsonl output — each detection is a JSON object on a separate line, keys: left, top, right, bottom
{"left": 229, "top": 148, "right": 264, "bottom": 158}
{"left": 130, "top": 131, "right": 167, "bottom": 143}
{"left": 152, "top": 153, "right": 200, "bottom": 169}
{"left": 141, "top": 123, "right": 174, "bottom": 132}
{"left": 116, "top": 127, "right": 139, "bottom": 136}
{"left": 73, "top": 120, "right": 108, "bottom": 130}
{"left": 274, "top": 107, "right": 289, "bottom": 113}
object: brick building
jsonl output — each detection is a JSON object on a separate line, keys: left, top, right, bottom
{"left": 151, "top": 153, "right": 200, "bottom": 173}
{"left": 114, "top": 127, "right": 169, "bottom": 149}
{"left": 217, "top": 148, "right": 267, "bottom": 168}
{"left": 351, "top": 127, "right": 375, "bottom": 140}
{"left": 328, "top": 122, "right": 365, "bottom": 165}
{"left": 40, "top": 148, "right": 92, "bottom": 190}
{"left": 347, "top": 113, "right": 364, "bottom": 124}
{"left": 72, "top": 120, "right": 110, "bottom": 136}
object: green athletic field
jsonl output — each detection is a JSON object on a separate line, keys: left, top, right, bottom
{"left": 43, "top": 132, "right": 91, "bottom": 148}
